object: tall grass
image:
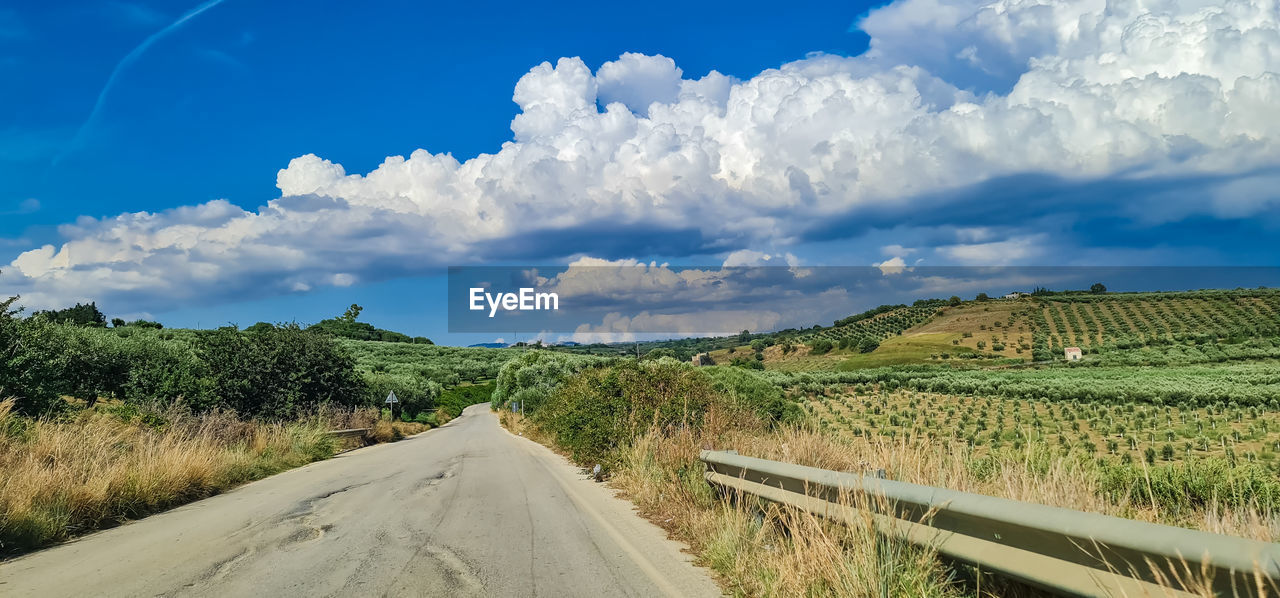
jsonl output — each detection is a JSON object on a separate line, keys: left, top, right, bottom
{"left": 0, "top": 399, "right": 423, "bottom": 554}
{"left": 602, "top": 423, "right": 1279, "bottom": 596}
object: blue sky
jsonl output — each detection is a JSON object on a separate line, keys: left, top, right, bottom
{"left": 1, "top": 0, "right": 869, "bottom": 228}
{"left": 2, "top": 0, "right": 1278, "bottom": 345}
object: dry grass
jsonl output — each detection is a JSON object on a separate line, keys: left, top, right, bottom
{"left": 0, "top": 399, "right": 421, "bottom": 554}
{"left": 609, "top": 423, "right": 971, "bottom": 596}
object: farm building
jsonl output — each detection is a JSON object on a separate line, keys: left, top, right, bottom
{"left": 1064, "top": 347, "right": 1083, "bottom": 361}
{"left": 1003, "top": 292, "right": 1026, "bottom": 299}
{"left": 691, "top": 353, "right": 714, "bottom": 366}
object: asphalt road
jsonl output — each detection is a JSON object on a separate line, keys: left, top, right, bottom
{"left": 0, "top": 404, "right": 722, "bottom": 598}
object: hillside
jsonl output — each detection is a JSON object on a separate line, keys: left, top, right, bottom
{"left": 701, "top": 288, "right": 1280, "bottom": 371}
{"left": 1031, "top": 290, "right": 1280, "bottom": 357}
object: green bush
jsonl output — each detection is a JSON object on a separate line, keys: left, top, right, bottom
{"left": 363, "top": 370, "right": 441, "bottom": 418}
{"left": 195, "top": 324, "right": 366, "bottom": 418}
{"left": 491, "top": 351, "right": 606, "bottom": 413}
{"left": 528, "top": 358, "right": 802, "bottom": 466}
{"left": 438, "top": 380, "right": 496, "bottom": 418}
{"left": 533, "top": 359, "right": 720, "bottom": 465}
{"left": 1, "top": 301, "right": 68, "bottom": 414}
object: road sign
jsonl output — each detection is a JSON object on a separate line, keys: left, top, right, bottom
{"left": 385, "top": 391, "right": 399, "bottom": 404}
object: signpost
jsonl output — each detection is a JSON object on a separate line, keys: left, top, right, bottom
{"left": 385, "top": 390, "right": 400, "bottom": 420}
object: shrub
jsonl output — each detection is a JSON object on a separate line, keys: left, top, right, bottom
{"left": 195, "top": 324, "right": 366, "bottom": 418}
{"left": 0, "top": 301, "right": 66, "bottom": 415}
{"left": 362, "top": 371, "right": 441, "bottom": 418}
{"left": 533, "top": 360, "right": 722, "bottom": 465}
{"left": 491, "top": 351, "right": 605, "bottom": 413}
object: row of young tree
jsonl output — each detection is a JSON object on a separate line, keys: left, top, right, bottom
{"left": 763, "top": 361, "right": 1280, "bottom": 408}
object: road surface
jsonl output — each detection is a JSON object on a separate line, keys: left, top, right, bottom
{"left": 0, "top": 404, "right": 722, "bottom": 597}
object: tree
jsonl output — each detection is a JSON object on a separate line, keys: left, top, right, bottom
{"left": 35, "top": 302, "right": 106, "bottom": 327}
{"left": 0, "top": 296, "right": 65, "bottom": 414}
{"left": 52, "top": 325, "right": 131, "bottom": 408}
{"left": 1090, "top": 283, "right": 1107, "bottom": 294}
{"left": 975, "top": 293, "right": 990, "bottom": 301}
{"left": 642, "top": 347, "right": 677, "bottom": 361}
{"left": 245, "top": 322, "right": 276, "bottom": 333}
{"left": 948, "top": 296, "right": 962, "bottom": 306}
{"left": 342, "top": 304, "right": 363, "bottom": 322}
{"left": 195, "top": 324, "right": 365, "bottom": 418}
{"left": 858, "top": 337, "right": 880, "bottom": 353}
{"left": 111, "top": 318, "right": 126, "bottom": 328}
{"left": 809, "top": 339, "right": 834, "bottom": 355}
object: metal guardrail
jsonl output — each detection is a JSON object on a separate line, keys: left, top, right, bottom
{"left": 700, "top": 449, "right": 1280, "bottom": 597}
{"left": 324, "top": 428, "right": 370, "bottom": 439}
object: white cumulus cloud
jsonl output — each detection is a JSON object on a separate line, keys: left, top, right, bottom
{"left": 5, "top": 0, "right": 1280, "bottom": 312}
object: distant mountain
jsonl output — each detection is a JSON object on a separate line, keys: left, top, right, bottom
{"left": 468, "top": 342, "right": 509, "bottom": 348}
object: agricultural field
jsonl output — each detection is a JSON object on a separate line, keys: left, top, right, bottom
{"left": 804, "top": 388, "right": 1280, "bottom": 470}
{"left": 701, "top": 288, "right": 1280, "bottom": 372}
{"left": 1032, "top": 290, "right": 1280, "bottom": 358}
{"left": 804, "top": 304, "right": 941, "bottom": 344}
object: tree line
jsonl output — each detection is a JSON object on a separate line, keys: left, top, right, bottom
{"left": 0, "top": 297, "right": 484, "bottom": 419}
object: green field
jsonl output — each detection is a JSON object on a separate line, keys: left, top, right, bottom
{"left": 836, "top": 333, "right": 966, "bottom": 368}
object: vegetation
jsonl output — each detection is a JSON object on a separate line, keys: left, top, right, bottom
{"left": 802, "top": 388, "right": 1280, "bottom": 514}
{"left": 435, "top": 380, "right": 497, "bottom": 422}
{"left": 33, "top": 302, "right": 107, "bottom": 327}
{"left": 304, "top": 304, "right": 433, "bottom": 344}
{"left": 1032, "top": 290, "right": 1280, "bottom": 359}
{"left": 1, "top": 296, "right": 517, "bottom": 421}
{"left": 769, "top": 360, "right": 1280, "bottom": 407}
{"left": 491, "top": 351, "right": 610, "bottom": 414}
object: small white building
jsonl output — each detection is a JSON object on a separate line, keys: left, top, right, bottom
{"left": 1064, "top": 347, "right": 1083, "bottom": 361}
{"left": 1004, "top": 292, "right": 1026, "bottom": 299}
{"left": 691, "top": 353, "right": 712, "bottom": 366}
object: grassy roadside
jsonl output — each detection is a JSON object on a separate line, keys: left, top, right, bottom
{"left": 0, "top": 399, "right": 426, "bottom": 555}
{"left": 495, "top": 357, "right": 1278, "bottom": 597}
{"left": 499, "top": 409, "right": 969, "bottom": 596}
{"left": 494, "top": 358, "right": 971, "bottom": 596}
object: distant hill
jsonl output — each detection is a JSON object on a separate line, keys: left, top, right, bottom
{"left": 468, "top": 342, "right": 509, "bottom": 348}
{"left": 300, "top": 318, "right": 432, "bottom": 345}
